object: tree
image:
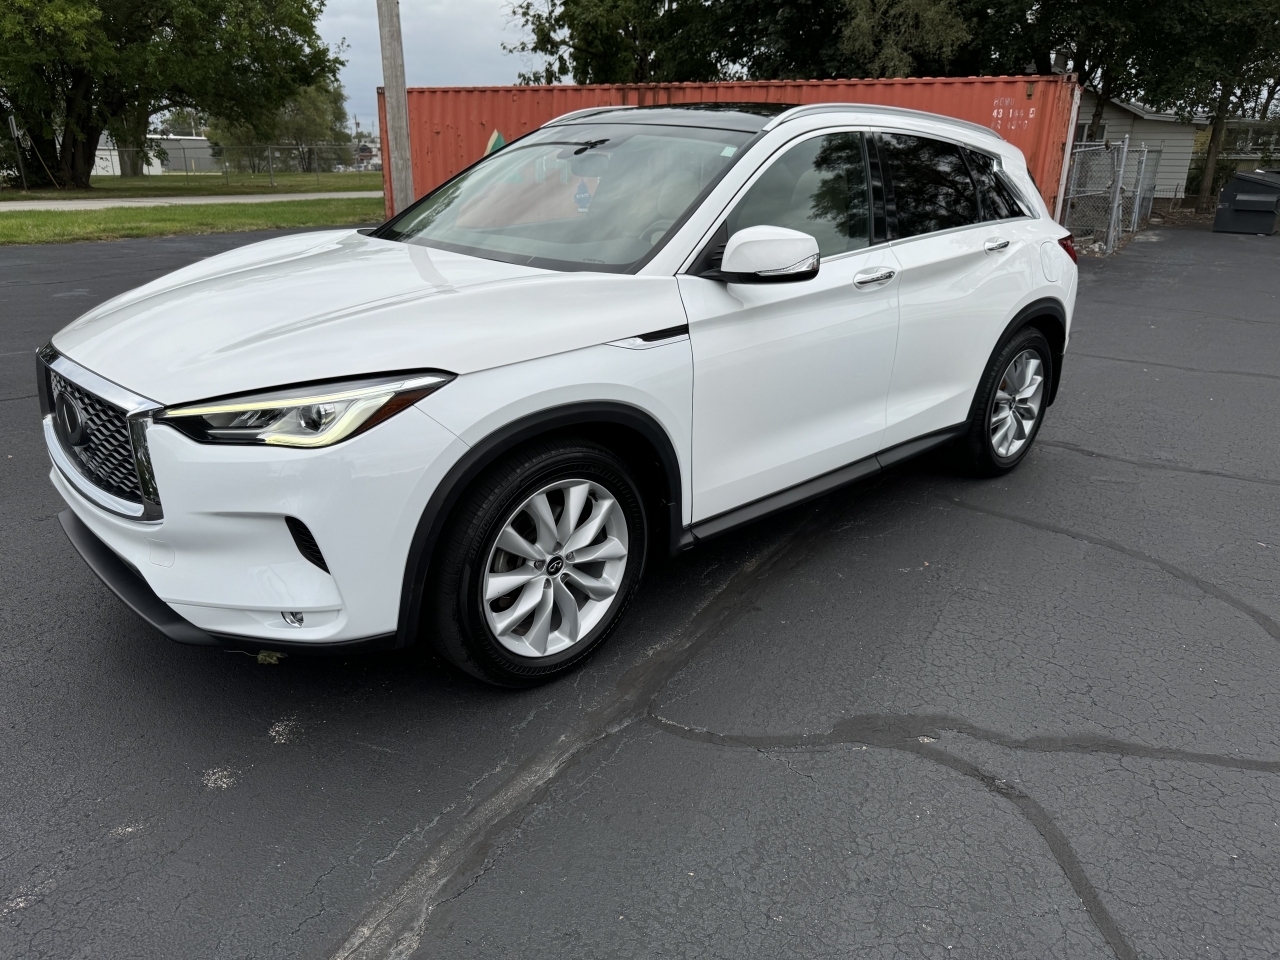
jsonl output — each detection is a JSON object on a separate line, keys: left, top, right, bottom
{"left": 206, "top": 80, "right": 352, "bottom": 173}
{"left": 1138, "top": 0, "right": 1280, "bottom": 210}
{"left": 1037, "top": 0, "right": 1151, "bottom": 140}
{"left": 0, "top": 0, "right": 340, "bottom": 188}
{"left": 712, "top": 0, "right": 858, "bottom": 79}
{"left": 506, "top": 0, "right": 721, "bottom": 84}
{"left": 840, "top": 0, "right": 971, "bottom": 79}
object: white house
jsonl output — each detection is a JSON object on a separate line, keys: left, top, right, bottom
{"left": 1075, "top": 90, "right": 1208, "bottom": 200}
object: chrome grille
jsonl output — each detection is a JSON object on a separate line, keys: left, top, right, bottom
{"left": 49, "top": 370, "right": 143, "bottom": 503}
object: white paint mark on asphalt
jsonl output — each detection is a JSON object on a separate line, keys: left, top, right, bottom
{"left": 1, "top": 880, "right": 54, "bottom": 916}
{"left": 202, "top": 767, "right": 237, "bottom": 790}
{"left": 269, "top": 717, "right": 302, "bottom": 744}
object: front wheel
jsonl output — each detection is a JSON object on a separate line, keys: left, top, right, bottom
{"left": 428, "top": 439, "right": 647, "bottom": 687}
{"left": 958, "top": 327, "right": 1053, "bottom": 476}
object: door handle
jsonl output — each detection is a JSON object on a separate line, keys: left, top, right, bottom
{"left": 984, "top": 238, "right": 1010, "bottom": 253}
{"left": 853, "top": 268, "right": 896, "bottom": 287}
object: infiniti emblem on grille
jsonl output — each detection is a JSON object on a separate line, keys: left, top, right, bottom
{"left": 55, "top": 392, "right": 89, "bottom": 447}
{"left": 546, "top": 556, "right": 564, "bottom": 576}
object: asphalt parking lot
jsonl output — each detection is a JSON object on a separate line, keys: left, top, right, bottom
{"left": 2, "top": 223, "right": 1278, "bottom": 960}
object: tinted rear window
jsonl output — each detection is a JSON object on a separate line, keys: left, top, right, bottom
{"left": 966, "top": 150, "right": 1030, "bottom": 221}
{"left": 879, "top": 134, "right": 979, "bottom": 238}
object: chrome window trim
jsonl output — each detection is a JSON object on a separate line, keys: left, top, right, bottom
{"left": 44, "top": 416, "right": 153, "bottom": 520}
{"left": 885, "top": 217, "right": 1034, "bottom": 250}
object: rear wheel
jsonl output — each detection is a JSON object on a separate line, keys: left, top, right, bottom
{"left": 428, "top": 439, "right": 647, "bottom": 687}
{"left": 959, "top": 327, "right": 1052, "bottom": 476}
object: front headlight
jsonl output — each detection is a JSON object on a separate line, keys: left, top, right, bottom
{"left": 158, "top": 371, "right": 454, "bottom": 447}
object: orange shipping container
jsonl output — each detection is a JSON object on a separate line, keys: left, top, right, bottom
{"left": 378, "top": 76, "right": 1080, "bottom": 222}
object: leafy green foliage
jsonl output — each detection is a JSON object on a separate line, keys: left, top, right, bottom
{"left": 0, "top": 0, "right": 340, "bottom": 188}
{"left": 505, "top": 0, "right": 721, "bottom": 84}
{"left": 1136, "top": 0, "right": 1280, "bottom": 207}
{"left": 206, "top": 81, "right": 352, "bottom": 147}
{"left": 840, "top": 0, "right": 971, "bottom": 79}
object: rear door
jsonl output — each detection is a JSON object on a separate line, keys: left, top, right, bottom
{"left": 877, "top": 133, "right": 1039, "bottom": 448}
{"left": 679, "top": 131, "right": 901, "bottom": 522}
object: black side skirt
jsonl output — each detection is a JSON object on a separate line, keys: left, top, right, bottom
{"left": 58, "top": 509, "right": 396, "bottom": 654}
{"left": 683, "top": 424, "right": 966, "bottom": 546}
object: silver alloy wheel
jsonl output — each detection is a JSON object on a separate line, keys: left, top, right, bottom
{"left": 482, "top": 478, "right": 629, "bottom": 658}
{"left": 989, "top": 348, "right": 1045, "bottom": 459}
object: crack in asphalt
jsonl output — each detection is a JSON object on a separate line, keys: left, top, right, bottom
{"left": 1041, "top": 440, "right": 1280, "bottom": 489}
{"left": 1070, "top": 351, "right": 1280, "bottom": 382}
{"left": 645, "top": 712, "right": 1280, "bottom": 775}
{"left": 643, "top": 712, "right": 1163, "bottom": 960}
{"left": 946, "top": 498, "right": 1280, "bottom": 643}
{"left": 327, "top": 477, "right": 1276, "bottom": 960}
{"left": 326, "top": 499, "right": 841, "bottom": 960}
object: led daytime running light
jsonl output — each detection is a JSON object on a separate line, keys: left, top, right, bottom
{"left": 164, "top": 374, "right": 449, "bottom": 418}
{"left": 160, "top": 372, "right": 453, "bottom": 448}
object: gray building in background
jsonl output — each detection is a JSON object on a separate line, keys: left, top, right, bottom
{"left": 93, "top": 135, "right": 217, "bottom": 176}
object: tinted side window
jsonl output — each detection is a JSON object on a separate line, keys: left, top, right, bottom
{"left": 726, "top": 133, "right": 871, "bottom": 258}
{"left": 966, "top": 150, "right": 1029, "bottom": 221}
{"left": 879, "top": 134, "right": 978, "bottom": 238}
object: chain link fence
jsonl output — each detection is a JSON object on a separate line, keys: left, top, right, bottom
{"left": 92, "top": 142, "right": 380, "bottom": 184}
{"left": 1062, "top": 136, "right": 1162, "bottom": 254}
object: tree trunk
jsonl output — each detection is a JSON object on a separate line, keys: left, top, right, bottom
{"left": 116, "top": 108, "right": 151, "bottom": 178}
{"left": 68, "top": 124, "right": 104, "bottom": 188}
{"left": 1196, "top": 85, "right": 1234, "bottom": 213}
{"left": 58, "top": 70, "right": 99, "bottom": 188}
{"left": 24, "top": 120, "right": 63, "bottom": 189}
{"left": 1086, "top": 72, "right": 1111, "bottom": 141}
{"left": 1260, "top": 79, "right": 1279, "bottom": 122}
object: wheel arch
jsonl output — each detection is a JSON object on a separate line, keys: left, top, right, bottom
{"left": 974, "top": 297, "right": 1068, "bottom": 416}
{"left": 395, "top": 402, "right": 683, "bottom": 648}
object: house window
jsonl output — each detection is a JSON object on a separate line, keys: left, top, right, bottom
{"left": 1076, "top": 122, "right": 1107, "bottom": 143}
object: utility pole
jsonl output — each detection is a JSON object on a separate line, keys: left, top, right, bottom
{"left": 8, "top": 116, "right": 29, "bottom": 191}
{"left": 376, "top": 0, "right": 414, "bottom": 214}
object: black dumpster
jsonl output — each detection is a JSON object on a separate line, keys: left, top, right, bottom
{"left": 1213, "top": 170, "right": 1280, "bottom": 234}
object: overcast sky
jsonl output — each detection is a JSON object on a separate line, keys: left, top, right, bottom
{"left": 318, "top": 0, "right": 530, "bottom": 135}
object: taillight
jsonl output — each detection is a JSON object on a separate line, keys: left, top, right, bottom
{"left": 1057, "top": 234, "right": 1078, "bottom": 264}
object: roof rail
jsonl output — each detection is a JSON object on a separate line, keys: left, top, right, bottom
{"left": 545, "top": 105, "right": 638, "bottom": 126}
{"left": 764, "top": 102, "right": 1002, "bottom": 141}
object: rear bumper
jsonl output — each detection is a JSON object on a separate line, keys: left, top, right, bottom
{"left": 58, "top": 508, "right": 396, "bottom": 655}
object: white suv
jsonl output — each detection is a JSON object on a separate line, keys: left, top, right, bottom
{"left": 39, "top": 102, "right": 1078, "bottom": 685}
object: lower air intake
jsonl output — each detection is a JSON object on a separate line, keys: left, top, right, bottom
{"left": 285, "top": 517, "right": 329, "bottom": 573}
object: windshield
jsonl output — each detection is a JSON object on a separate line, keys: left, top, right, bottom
{"left": 378, "top": 123, "right": 754, "bottom": 272}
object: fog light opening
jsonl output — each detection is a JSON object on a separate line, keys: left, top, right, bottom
{"left": 282, "top": 611, "right": 305, "bottom": 627}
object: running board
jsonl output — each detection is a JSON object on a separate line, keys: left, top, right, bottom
{"left": 683, "top": 424, "right": 966, "bottom": 547}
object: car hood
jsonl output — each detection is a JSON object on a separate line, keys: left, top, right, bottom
{"left": 52, "top": 230, "right": 686, "bottom": 405}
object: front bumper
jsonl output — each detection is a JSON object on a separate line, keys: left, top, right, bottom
{"left": 57, "top": 508, "right": 397, "bottom": 654}
{"left": 48, "top": 396, "right": 467, "bottom": 648}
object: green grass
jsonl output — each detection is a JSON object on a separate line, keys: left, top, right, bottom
{"left": 0, "top": 197, "right": 386, "bottom": 245}
{"left": 0, "top": 170, "right": 384, "bottom": 201}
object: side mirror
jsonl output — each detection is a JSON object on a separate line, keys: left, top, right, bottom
{"left": 720, "top": 225, "right": 820, "bottom": 283}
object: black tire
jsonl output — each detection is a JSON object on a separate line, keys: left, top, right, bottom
{"left": 958, "top": 326, "right": 1054, "bottom": 476}
{"left": 427, "top": 438, "right": 648, "bottom": 687}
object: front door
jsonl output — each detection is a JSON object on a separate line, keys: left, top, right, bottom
{"left": 679, "top": 131, "right": 902, "bottom": 522}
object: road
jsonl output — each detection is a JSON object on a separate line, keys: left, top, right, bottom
{"left": 2, "top": 225, "right": 1278, "bottom": 960}
{"left": 0, "top": 191, "right": 382, "bottom": 212}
